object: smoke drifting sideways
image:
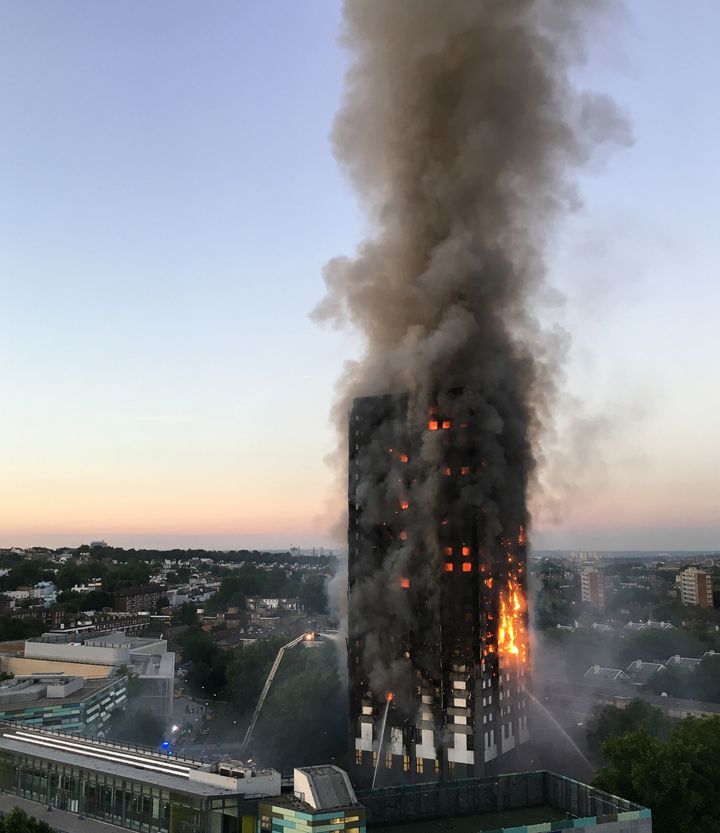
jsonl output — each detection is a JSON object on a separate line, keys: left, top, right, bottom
{"left": 313, "top": 1, "right": 628, "bottom": 701}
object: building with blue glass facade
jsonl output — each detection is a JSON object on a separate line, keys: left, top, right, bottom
{"left": 0, "top": 674, "right": 126, "bottom": 733}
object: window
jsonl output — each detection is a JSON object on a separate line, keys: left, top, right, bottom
{"left": 372, "top": 752, "right": 377, "bottom": 766}
{"left": 435, "top": 759, "right": 441, "bottom": 775}
{"left": 403, "top": 755, "right": 410, "bottom": 772}
{"left": 416, "top": 758, "right": 424, "bottom": 774}
{"left": 355, "top": 749, "right": 363, "bottom": 765}
{"left": 448, "top": 762, "right": 455, "bottom": 777}
{"left": 385, "top": 752, "right": 392, "bottom": 768}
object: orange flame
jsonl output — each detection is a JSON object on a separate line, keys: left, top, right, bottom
{"left": 386, "top": 691, "right": 394, "bottom": 702}
{"left": 400, "top": 577, "right": 410, "bottom": 589}
{"left": 428, "top": 420, "right": 439, "bottom": 431}
{"left": 497, "top": 577, "right": 527, "bottom": 662}
{"left": 399, "top": 453, "right": 409, "bottom": 463}
{"left": 400, "top": 500, "right": 409, "bottom": 510}
{"left": 442, "top": 419, "right": 452, "bottom": 429}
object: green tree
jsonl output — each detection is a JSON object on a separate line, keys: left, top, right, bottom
{"left": 595, "top": 716, "right": 720, "bottom": 833}
{"left": 0, "top": 806, "right": 53, "bottom": 833}
{"left": 251, "top": 642, "right": 346, "bottom": 769}
{"left": 694, "top": 653, "right": 720, "bottom": 703}
{"left": 588, "top": 699, "right": 670, "bottom": 755}
{"left": 172, "top": 602, "right": 199, "bottom": 627}
{"left": 0, "top": 617, "right": 45, "bottom": 641}
{"left": 223, "top": 638, "right": 285, "bottom": 711}
{"left": 645, "top": 667, "right": 689, "bottom": 698}
{"left": 299, "top": 574, "right": 328, "bottom": 614}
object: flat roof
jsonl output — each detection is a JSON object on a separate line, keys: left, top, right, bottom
{"left": 0, "top": 729, "right": 239, "bottom": 797}
{"left": 370, "top": 805, "right": 564, "bottom": 833}
{"left": 0, "top": 677, "right": 121, "bottom": 712}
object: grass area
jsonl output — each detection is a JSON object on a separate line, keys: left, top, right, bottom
{"left": 371, "top": 805, "right": 565, "bottom": 833}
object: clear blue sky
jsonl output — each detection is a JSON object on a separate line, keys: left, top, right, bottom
{"left": 0, "top": 1, "right": 718, "bottom": 551}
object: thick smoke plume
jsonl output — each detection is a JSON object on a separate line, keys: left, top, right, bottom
{"left": 314, "top": 1, "right": 626, "bottom": 701}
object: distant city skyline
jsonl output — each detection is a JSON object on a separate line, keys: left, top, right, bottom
{"left": 1, "top": 0, "right": 719, "bottom": 551}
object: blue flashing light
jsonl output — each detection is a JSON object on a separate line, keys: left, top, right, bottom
{"left": 160, "top": 741, "right": 171, "bottom": 750}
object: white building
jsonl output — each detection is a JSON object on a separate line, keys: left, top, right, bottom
{"left": 679, "top": 567, "right": 713, "bottom": 608}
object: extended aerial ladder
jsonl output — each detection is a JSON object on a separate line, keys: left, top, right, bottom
{"left": 240, "top": 631, "right": 337, "bottom": 758}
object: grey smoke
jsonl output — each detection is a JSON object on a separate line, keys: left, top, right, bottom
{"left": 314, "top": 0, "right": 628, "bottom": 703}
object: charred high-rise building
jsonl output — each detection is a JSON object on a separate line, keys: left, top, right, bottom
{"left": 348, "top": 391, "right": 530, "bottom": 788}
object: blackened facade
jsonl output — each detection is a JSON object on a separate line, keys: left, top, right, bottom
{"left": 348, "top": 392, "right": 530, "bottom": 787}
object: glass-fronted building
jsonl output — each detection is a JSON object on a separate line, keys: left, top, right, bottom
{"left": 0, "top": 724, "right": 280, "bottom": 833}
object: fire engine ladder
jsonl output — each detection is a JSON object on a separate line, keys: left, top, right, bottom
{"left": 239, "top": 632, "right": 310, "bottom": 757}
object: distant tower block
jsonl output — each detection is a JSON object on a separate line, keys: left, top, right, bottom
{"left": 347, "top": 392, "right": 530, "bottom": 787}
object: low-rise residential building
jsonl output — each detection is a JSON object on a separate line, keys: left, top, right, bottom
{"left": 114, "top": 584, "right": 165, "bottom": 614}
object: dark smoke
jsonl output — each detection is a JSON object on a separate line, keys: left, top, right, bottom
{"left": 314, "top": 1, "right": 627, "bottom": 701}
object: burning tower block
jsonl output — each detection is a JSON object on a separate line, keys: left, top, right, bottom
{"left": 348, "top": 391, "right": 530, "bottom": 787}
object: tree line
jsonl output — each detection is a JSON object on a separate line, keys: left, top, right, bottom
{"left": 592, "top": 700, "right": 720, "bottom": 833}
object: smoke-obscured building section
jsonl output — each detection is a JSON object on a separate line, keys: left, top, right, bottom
{"left": 348, "top": 394, "right": 529, "bottom": 787}
{"left": 259, "top": 766, "right": 365, "bottom": 833}
{"left": 580, "top": 567, "right": 608, "bottom": 611}
{"left": 0, "top": 674, "right": 126, "bottom": 733}
{"left": 679, "top": 567, "right": 713, "bottom": 608}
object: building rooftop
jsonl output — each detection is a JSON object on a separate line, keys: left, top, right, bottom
{"left": 626, "top": 660, "right": 666, "bottom": 678}
{"left": 665, "top": 655, "right": 702, "bottom": 672}
{"left": 295, "top": 765, "right": 359, "bottom": 810}
{"left": 0, "top": 724, "right": 280, "bottom": 798}
{"left": 584, "top": 665, "right": 631, "bottom": 683}
{"left": 113, "top": 585, "right": 164, "bottom": 597}
{"left": 357, "top": 770, "right": 650, "bottom": 833}
{"left": 0, "top": 675, "right": 121, "bottom": 712}
{"left": 625, "top": 619, "right": 675, "bottom": 631}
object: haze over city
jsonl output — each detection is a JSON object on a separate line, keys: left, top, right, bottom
{"left": 1, "top": 0, "right": 719, "bottom": 552}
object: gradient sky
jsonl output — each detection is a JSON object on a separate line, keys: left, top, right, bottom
{"left": 1, "top": 1, "right": 718, "bottom": 552}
